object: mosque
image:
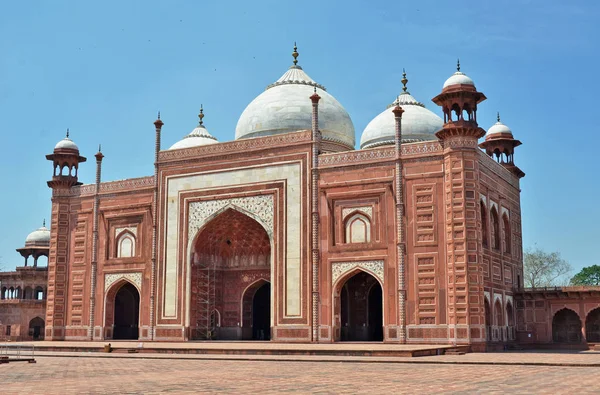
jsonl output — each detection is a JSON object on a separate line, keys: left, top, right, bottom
{"left": 1, "top": 46, "right": 599, "bottom": 349}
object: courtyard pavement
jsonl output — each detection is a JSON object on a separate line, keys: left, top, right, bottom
{"left": 1, "top": 351, "right": 600, "bottom": 393}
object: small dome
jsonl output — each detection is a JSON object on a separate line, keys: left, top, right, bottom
{"left": 235, "top": 45, "right": 355, "bottom": 150}
{"left": 25, "top": 224, "right": 50, "bottom": 246}
{"left": 54, "top": 129, "right": 79, "bottom": 151}
{"left": 169, "top": 108, "right": 219, "bottom": 150}
{"left": 360, "top": 72, "right": 443, "bottom": 149}
{"left": 442, "top": 60, "right": 475, "bottom": 89}
{"left": 486, "top": 113, "right": 513, "bottom": 138}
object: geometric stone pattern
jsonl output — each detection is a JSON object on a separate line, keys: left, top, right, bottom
{"left": 104, "top": 272, "right": 142, "bottom": 292}
{"left": 115, "top": 226, "right": 137, "bottom": 237}
{"left": 331, "top": 260, "right": 384, "bottom": 285}
{"left": 189, "top": 195, "right": 274, "bottom": 239}
{"left": 341, "top": 206, "right": 372, "bottom": 220}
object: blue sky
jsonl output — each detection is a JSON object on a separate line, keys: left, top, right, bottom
{"left": 0, "top": 1, "right": 598, "bottom": 273}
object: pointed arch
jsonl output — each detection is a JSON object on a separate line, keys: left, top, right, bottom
{"left": 490, "top": 206, "right": 500, "bottom": 250}
{"left": 103, "top": 278, "right": 141, "bottom": 340}
{"left": 552, "top": 308, "right": 582, "bottom": 343}
{"left": 480, "top": 200, "right": 488, "bottom": 248}
{"left": 116, "top": 230, "right": 136, "bottom": 258}
{"left": 344, "top": 211, "right": 371, "bottom": 244}
{"left": 502, "top": 213, "right": 511, "bottom": 254}
{"left": 585, "top": 308, "right": 600, "bottom": 342}
{"left": 333, "top": 269, "right": 383, "bottom": 342}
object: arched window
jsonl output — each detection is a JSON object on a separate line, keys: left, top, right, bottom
{"left": 116, "top": 232, "right": 136, "bottom": 258}
{"left": 35, "top": 286, "right": 44, "bottom": 300}
{"left": 345, "top": 213, "right": 371, "bottom": 244}
{"left": 481, "top": 201, "right": 488, "bottom": 248}
{"left": 494, "top": 300, "right": 503, "bottom": 326}
{"left": 490, "top": 207, "right": 500, "bottom": 250}
{"left": 502, "top": 214, "right": 511, "bottom": 254}
{"left": 506, "top": 302, "right": 514, "bottom": 327}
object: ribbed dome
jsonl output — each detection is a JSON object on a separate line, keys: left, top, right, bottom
{"left": 169, "top": 108, "right": 218, "bottom": 150}
{"left": 54, "top": 130, "right": 79, "bottom": 151}
{"left": 235, "top": 47, "right": 355, "bottom": 150}
{"left": 25, "top": 224, "right": 50, "bottom": 246}
{"left": 360, "top": 74, "right": 443, "bottom": 149}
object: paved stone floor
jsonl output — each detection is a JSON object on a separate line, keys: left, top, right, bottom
{"left": 2, "top": 353, "right": 600, "bottom": 394}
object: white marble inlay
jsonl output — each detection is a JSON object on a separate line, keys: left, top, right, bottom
{"left": 115, "top": 226, "right": 137, "bottom": 237}
{"left": 331, "top": 260, "right": 384, "bottom": 285}
{"left": 188, "top": 195, "right": 274, "bottom": 238}
{"left": 105, "top": 272, "right": 142, "bottom": 292}
{"left": 164, "top": 162, "right": 302, "bottom": 319}
{"left": 342, "top": 206, "right": 372, "bottom": 220}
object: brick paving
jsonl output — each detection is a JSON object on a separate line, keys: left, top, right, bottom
{"left": 2, "top": 353, "right": 600, "bottom": 394}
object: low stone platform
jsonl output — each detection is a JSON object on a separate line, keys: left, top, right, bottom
{"left": 5, "top": 341, "right": 468, "bottom": 358}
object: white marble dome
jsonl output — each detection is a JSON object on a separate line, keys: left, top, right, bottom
{"left": 443, "top": 72, "right": 474, "bottom": 89}
{"left": 25, "top": 224, "right": 50, "bottom": 246}
{"left": 360, "top": 87, "right": 443, "bottom": 149}
{"left": 169, "top": 111, "right": 218, "bottom": 150}
{"left": 443, "top": 61, "right": 475, "bottom": 89}
{"left": 235, "top": 64, "right": 355, "bottom": 150}
{"left": 54, "top": 131, "right": 79, "bottom": 151}
{"left": 486, "top": 115, "right": 513, "bottom": 137}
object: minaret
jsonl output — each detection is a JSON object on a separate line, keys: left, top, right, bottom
{"left": 310, "top": 87, "right": 321, "bottom": 342}
{"left": 392, "top": 100, "right": 406, "bottom": 343}
{"left": 45, "top": 130, "right": 87, "bottom": 340}
{"left": 432, "top": 61, "right": 487, "bottom": 348}
{"left": 89, "top": 145, "right": 103, "bottom": 340}
{"left": 150, "top": 112, "right": 163, "bottom": 341}
{"left": 479, "top": 113, "right": 525, "bottom": 178}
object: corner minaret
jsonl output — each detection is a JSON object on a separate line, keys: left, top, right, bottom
{"left": 479, "top": 113, "right": 525, "bottom": 178}
{"left": 431, "top": 61, "right": 487, "bottom": 349}
{"left": 46, "top": 129, "right": 87, "bottom": 189}
{"left": 45, "top": 129, "right": 86, "bottom": 340}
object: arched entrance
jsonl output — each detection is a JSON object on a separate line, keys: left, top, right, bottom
{"left": 336, "top": 270, "right": 383, "bottom": 342}
{"left": 484, "top": 298, "right": 491, "bottom": 341}
{"left": 190, "top": 208, "right": 271, "bottom": 340}
{"left": 29, "top": 317, "right": 44, "bottom": 340}
{"left": 552, "top": 308, "right": 582, "bottom": 343}
{"left": 112, "top": 282, "right": 140, "bottom": 340}
{"left": 241, "top": 280, "right": 271, "bottom": 340}
{"left": 585, "top": 308, "right": 600, "bottom": 342}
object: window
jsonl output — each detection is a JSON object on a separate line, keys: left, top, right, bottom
{"left": 345, "top": 213, "right": 371, "bottom": 244}
{"left": 481, "top": 201, "right": 488, "bottom": 248}
{"left": 6, "top": 325, "right": 11, "bottom": 336}
{"left": 490, "top": 207, "right": 500, "bottom": 250}
{"left": 116, "top": 232, "right": 136, "bottom": 258}
{"left": 502, "top": 214, "right": 511, "bottom": 254}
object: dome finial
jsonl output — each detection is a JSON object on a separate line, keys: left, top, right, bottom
{"left": 43, "top": 218, "right": 46, "bottom": 227}
{"left": 497, "top": 112, "right": 501, "bottom": 122}
{"left": 198, "top": 104, "right": 204, "bottom": 126}
{"left": 66, "top": 128, "right": 70, "bottom": 138}
{"left": 401, "top": 68, "right": 408, "bottom": 93}
{"left": 157, "top": 111, "right": 161, "bottom": 120}
{"left": 457, "top": 59, "right": 461, "bottom": 72}
{"left": 292, "top": 42, "right": 299, "bottom": 66}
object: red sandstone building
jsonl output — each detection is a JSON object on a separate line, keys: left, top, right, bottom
{"left": 0, "top": 224, "right": 49, "bottom": 341}
{"left": 3, "top": 47, "right": 599, "bottom": 348}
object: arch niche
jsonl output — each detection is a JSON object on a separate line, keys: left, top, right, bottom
{"left": 189, "top": 207, "right": 271, "bottom": 341}
{"left": 585, "top": 308, "right": 600, "bottom": 343}
{"left": 105, "top": 280, "right": 140, "bottom": 340}
{"left": 333, "top": 269, "right": 383, "bottom": 342}
{"left": 552, "top": 308, "right": 582, "bottom": 343}
{"left": 29, "top": 317, "right": 45, "bottom": 340}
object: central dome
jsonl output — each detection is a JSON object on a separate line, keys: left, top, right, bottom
{"left": 235, "top": 46, "right": 355, "bottom": 150}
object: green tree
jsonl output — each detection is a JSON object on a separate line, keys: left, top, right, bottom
{"left": 524, "top": 247, "right": 572, "bottom": 288}
{"left": 570, "top": 265, "right": 600, "bottom": 286}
